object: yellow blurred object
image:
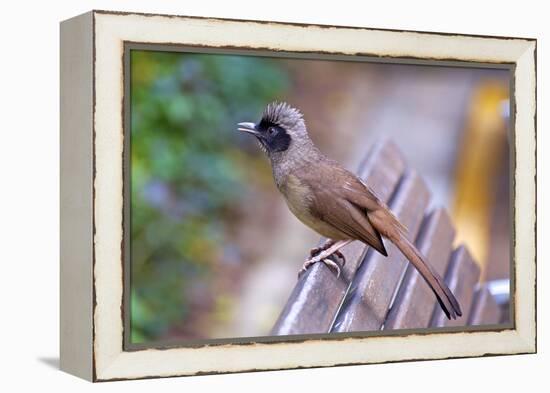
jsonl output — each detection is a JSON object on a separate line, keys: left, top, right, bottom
{"left": 452, "top": 81, "right": 509, "bottom": 281}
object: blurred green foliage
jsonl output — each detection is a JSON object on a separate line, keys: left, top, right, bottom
{"left": 130, "top": 50, "right": 289, "bottom": 343}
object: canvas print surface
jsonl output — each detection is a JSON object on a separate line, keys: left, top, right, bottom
{"left": 127, "top": 48, "right": 512, "bottom": 346}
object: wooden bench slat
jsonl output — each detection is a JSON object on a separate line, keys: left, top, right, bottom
{"left": 269, "top": 265, "right": 347, "bottom": 335}
{"left": 429, "top": 245, "right": 480, "bottom": 327}
{"left": 331, "top": 170, "right": 430, "bottom": 333}
{"left": 383, "top": 208, "right": 455, "bottom": 330}
{"left": 270, "top": 140, "right": 406, "bottom": 335}
{"left": 467, "top": 284, "right": 501, "bottom": 325}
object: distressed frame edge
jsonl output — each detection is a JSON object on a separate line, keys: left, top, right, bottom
{"left": 512, "top": 40, "right": 537, "bottom": 354}
{"left": 87, "top": 11, "right": 536, "bottom": 382}
{"left": 59, "top": 11, "right": 95, "bottom": 381}
{"left": 92, "top": 8, "right": 537, "bottom": 42}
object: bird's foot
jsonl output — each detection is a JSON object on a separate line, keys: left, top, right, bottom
{"left": 298, "top": 256, "right": 343, "bottom": 278}
{"left": 299, "top": 240, "right": 350, "bottom": 279}
{"left": 309, "top": 240, "right": 346, "bottom": 265}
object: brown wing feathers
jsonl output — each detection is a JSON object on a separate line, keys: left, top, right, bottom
{"left": 313, "top": 192, "right": 388, "bottom": 256}
{"left": 344, "top": 199, "right": 388, "bottom": 256}
{"left": 337, "top": 172, "right": 461, "bottom": 319}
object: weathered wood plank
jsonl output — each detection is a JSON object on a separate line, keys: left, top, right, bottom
{"left": 269, "top": 263, "right": 347, "bottom": 335}
{"left": 429, "top": 245, "right": 480, "bottom": 327}
{"left": 467, "top": 284, "right": 501, "bottom": 325}
{"left": 331, "top": 170, "right": 430, "bottom": 333}
{"left": 383, "top": 208, "right": 455, "bottom": 330}
{"left": 270, "top": 140, "right": 406, "bottom": 335}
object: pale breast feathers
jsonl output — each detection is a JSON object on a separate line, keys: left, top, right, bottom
{"left": 280, "top": 174, "right": 349, "bottom": 240}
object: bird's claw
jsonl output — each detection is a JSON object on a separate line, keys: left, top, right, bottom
{"left": 332, "top": 249, "right": 346, "bottom": 265}
{"left": 309, "top": 244, "right": 346, "bottom": 265}
{"left": 309, "top": 246, "right": 323, "bottom": 257}
{"left": 298, "top": 254, "right": 344, "bottom": 279}
{"left": 300, "top": 240, "right": 348, "bottom": 279}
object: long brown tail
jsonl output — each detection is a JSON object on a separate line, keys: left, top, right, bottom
{"left": 389, "top": 231, "right": 462, "bottom": 320}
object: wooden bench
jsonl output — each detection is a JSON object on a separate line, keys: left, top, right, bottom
{"left": 271, "top": 139, "right": 505, "bottom": 335}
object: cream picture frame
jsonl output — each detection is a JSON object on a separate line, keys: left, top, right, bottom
{"left": 60, "top": 10, "right": 536, "bottom": 381}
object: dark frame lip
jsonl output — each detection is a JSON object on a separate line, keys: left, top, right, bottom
{"left": 124, "top": 323, "right": 515, "bottom": 352}
{"left": 121, "top": 40, "right": 519, "bottom": 353}
{"left": 123, "top": 40, "right": 518, "bottom": 68}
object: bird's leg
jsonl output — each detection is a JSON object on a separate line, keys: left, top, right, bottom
{"left": 299, "top": 240, "right": 353, "bottom": 278}
{"left": 307, "top": 239, "right": 352, "bottom": 265}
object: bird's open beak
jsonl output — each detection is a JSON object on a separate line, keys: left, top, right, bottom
{"left": 237, "top": 122, "right": 260, "bottom": 136}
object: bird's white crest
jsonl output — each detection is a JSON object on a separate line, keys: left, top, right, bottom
{"left": 262, "top": 101, "right": 306, "bottom": 136}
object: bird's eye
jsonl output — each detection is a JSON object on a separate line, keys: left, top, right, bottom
{"left": 268, "top": 126, "right": 276, "bottom": 135}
